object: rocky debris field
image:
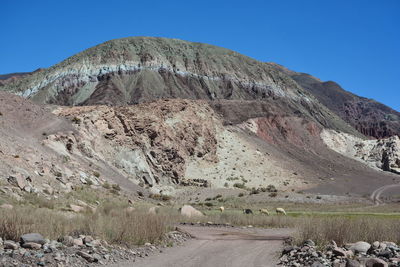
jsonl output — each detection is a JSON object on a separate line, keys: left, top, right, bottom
{"left": 279, "top": 239, "right": 400, "bottom": 267}
{"left": 0, "top": 231, "right": 190, "bottom": 267}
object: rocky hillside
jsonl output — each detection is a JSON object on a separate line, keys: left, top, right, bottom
{"left": 0, "top": 37, "right": 363, "bottom": 139}
{"left": 271, "top": 63, "right": 400, "bottom": 139}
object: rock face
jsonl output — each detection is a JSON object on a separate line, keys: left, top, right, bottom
{"left": 321, "top": 129, "right": 400, "bottom": 174}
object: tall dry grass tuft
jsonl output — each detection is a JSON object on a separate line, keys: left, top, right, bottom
{"left": 295, "top": 216, "right": 400, "bottom": 246}
{"left": 0, "top": 206, "right": 182, "bottom": 247}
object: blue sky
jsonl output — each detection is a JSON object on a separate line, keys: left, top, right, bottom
{"left": 2, "top": 0, "right": 399, "bottom": 111}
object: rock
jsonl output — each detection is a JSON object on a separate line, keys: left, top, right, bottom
{"left": 21, "top": 242, "right": 42, "bottom": 249}
{"left": 77, "top": 251, "right": 97, "bottom": 262}
{"left": 365, "top": 258, "right": 388, "bottom": 267}
{"left": 333, "top": 248, "right": 346, "bottom": 257}
{"left": 7, "top": 174, "right": 26, "bottom": 189}
{"left": 304, "top": 239, "right": 316, "bottom": 247}
{"left": 346, "top": 259, "right": 361, "bottom": 267}
{"left": 83, "top": 236, "right": 94, "bottom": 244}
{"left": 4, "top": 240, "right": 19, "bottom": 250}
{"left": 372, "top": 241, "right": 380, "bottom": 249}
{"left": 282, "top": 246, "right": 294, "bottom": 255}
{"left": 180, "top": 205, "right": 203, "bottom": 217}
{"left": 349, "top": 241, "right": 371, "bottom": 253}
{"left": 69, "top": 204, "right": 85, "bottom": 213}
{"left": 144, "top": 242, "right": 152, "bottom": 247}
{"left": 42, "top": 184, "right": 54, "bottom": 195}
{"left": 0, "top": 203, "right": 13, "bottom": 210}
{"left": 73, "top": 238, "right": 84, "bottom": 246}
{"left": 61, "top": 236, "right": 74, "bottom": 247}
{"left": 311, "top": 262, "right": 325, "bottom": 267}
{"left": 378, "top": 250, "right": 393, "bottom": 258}
{"left": 20, "top": 233, "right": 45, "bottom": 245}
{"left": 0, "top": 237, "right": 2, "bottom": 246}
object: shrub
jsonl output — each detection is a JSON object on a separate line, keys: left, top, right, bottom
{"left": 102, "top": 182, "right": 111, "bottom": 189}
{"left": 71, "top": 117, "right": 81, "bottom": 124}
{"left": 93, "top": 171, "right": 100, "bottom": 178}
{"left": 111, "top": 184, "right": 121, "bottom": 191}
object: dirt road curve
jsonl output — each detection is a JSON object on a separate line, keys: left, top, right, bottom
{"left": 115, "top": 226, "right": 293, "bottom": 267}
{"left": 371, "top": 184, "right": 400, "bottom": 204}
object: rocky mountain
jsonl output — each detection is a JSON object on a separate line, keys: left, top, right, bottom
{"left": 0, "top": 69, "right": 43, "bottom": 87}
{"left": 270, "top": 63, "right": 400, "bottom": 139}
{"left": 0, "top": 37, "right": 362, "bottom": 139}
{"left": 0, "top": 37, "right": 399, "bottom": 199}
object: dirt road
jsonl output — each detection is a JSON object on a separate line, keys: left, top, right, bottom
{"left": 114, "top": 226, "right": 292, "bottom": 267}
{"left": 371, "top": 184, "right": 400, "bottom": 204}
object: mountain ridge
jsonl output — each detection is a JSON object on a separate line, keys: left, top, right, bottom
{"left": 1, "top": 37, "right": 399, "bottom": 139}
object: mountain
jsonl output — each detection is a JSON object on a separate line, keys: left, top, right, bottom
{"left": 0, "top": 37, "right": 399, "bottom": 200}
{"left": 270, "top": 63, "right": 400, "bottom": 139}
{"left": 0, "top": 37, "right": 363, "bottom": 138}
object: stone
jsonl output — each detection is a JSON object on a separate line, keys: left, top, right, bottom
{"left": 333, "top": 248, "right": 346, "bottom": 257}
{"left": 304, "top": 239, "right": 316, "bottom": 247}
{"left": 42, "top": 184, "right": 54, "bottom": 195}
{"left": 311, "top": 262, "right": 325, "bottom": 267}
{"left": 73, "top": 238, "right": 84, "bottom": 246}
{"left": 77, "top": 251, "right": 96, "bottom": 262}
{"left": 378, "top": 250, "right": 393, "bottom": 258}
{"left": 21, "top": 242, "right": 42, "bottom": 249}
{"left": 61, "top": 236, "right": 74, "bottom": 247}
{"left": 83, "top": 236, "right": 94, "bottom": 244}
{"left": 372, "top": 241, "right": 380, "bottom": 249}
{"left": 349, "top": 241, "right": 371, "bottom": 253}
{"left": 282, "top": 246, "right": 294, "bottom": 255}
{"left": 4, "top": 240, "right": 19, "bottom": 250}
{"left": 69, "top": 204, "right": 85, "bottom": 213}
{"left": 346, "top": 259, "right": 361, "bottom": 267}
{"left": 180, "top": 205, "right": 203, "bottom": 217}
{"left": 365, "top": 258, "right": 388, "bottom": 267}
{"left": 20, "top": 233, "right": 45, "bottom": 245}
{"left": 7, "top": 174, "right": 26, "bottom": 189}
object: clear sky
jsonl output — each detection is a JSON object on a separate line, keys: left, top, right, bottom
{"left": 2, "top": 0, "right": 399, "bottom": 111}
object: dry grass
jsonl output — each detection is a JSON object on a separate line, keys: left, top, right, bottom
{"left": 0, "top": 205, "right": 182, "bottom": 247}
{"left": 295, "top": 216, "right": 400, "bottom": 246}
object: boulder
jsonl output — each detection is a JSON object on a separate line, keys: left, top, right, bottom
{"left": 180, "top": 205, "right": 203, "bottom": 217}
{"left": 20, "top": 233, "right": 45, "bottom": 245}
{"left": 21, "top": 242, "right": 42, "bottom": 249}
{"left": 346, "top": 259, "right": 361, "bottom": 267}
{"left": 349, "top": 241, "right": 371, "bottom": 253}
{"left": 61, "top": 236, "right": 74, "bottom": 247}
{"left": 4, "top": 240, "right": 19, "bottom": 250}
{"left": 83, "top": 236, "right": 94, "bottom": 244}
{"left": 333, "top": 248, "right": 346, "bottom": 257}
{"left": 69, "top": 204, "right": 85, "bottom": 213}
{"left": 73, "top": 238, "right": 84, "bottom": 246}
{"left": 77, "top": 251, "right": 96, "bottom": 262}
{"left": 365, "top": 258, "right": 388, "bottom": 267}
{"left": 7, "top": 174, "right": 26, "bottom": 189}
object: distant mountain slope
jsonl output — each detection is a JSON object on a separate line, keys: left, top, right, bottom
{"left": 286, "top": 70, "right": 399, "bottom": 139}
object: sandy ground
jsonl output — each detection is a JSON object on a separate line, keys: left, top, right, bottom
{"left": 113, "top": 226, "right": 293, "bottom": 267}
